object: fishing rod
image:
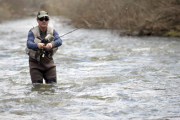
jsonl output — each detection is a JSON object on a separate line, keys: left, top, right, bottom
{"left": 59, "top": 26, "right": 84, "bottom": 38}
{"left": 59, "top": 20, "right": 96, "bottom": 38}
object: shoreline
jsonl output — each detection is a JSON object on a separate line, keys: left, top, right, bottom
{"left": 1, "top": 15, "right": 180, "bottom": 38}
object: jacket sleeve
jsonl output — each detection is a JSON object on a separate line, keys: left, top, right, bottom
{"left": 53, "top": 30, "right": 62, "bottom": 47}
{"left": 27, "top": 31, "right": 38, "bottom": 50}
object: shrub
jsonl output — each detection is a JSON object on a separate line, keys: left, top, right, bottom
{"left": 44, "top": 0, "right": 180, "bottom": 36}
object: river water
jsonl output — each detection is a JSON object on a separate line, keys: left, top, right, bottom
{"left": 0, "top": 17, "right": 180, "bottom": 120}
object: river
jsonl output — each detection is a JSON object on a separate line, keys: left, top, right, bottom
{"left": 0, "top": 17, "right": 180, "bottom": 120}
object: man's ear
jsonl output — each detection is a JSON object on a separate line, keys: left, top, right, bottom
{"left": 36, "top": 18, "right": 39, "bottom": 23}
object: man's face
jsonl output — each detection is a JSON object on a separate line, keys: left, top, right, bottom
{"left": 37, "top": 16, "right": 49, "bottom": 29}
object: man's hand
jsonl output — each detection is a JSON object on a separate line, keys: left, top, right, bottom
{"left": 44, "top": 43, "right": 53, "bottom": 49}
{"left": 37, "top": 43, "right": 45, "bottom": 49}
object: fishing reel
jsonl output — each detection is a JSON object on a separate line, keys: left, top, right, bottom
{"left": 42, "top": 34, "right": 55, "bottom": 46}
{"left": 37, "top": 34, "right": 55, "bottom": 57}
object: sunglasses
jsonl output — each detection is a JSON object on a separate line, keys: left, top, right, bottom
{"left": 38, "top": 17, "right": 49, "bottom": 21}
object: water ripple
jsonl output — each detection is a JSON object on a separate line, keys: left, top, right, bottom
{"left": 0, "top": 17, "right": 180, "bottom": 120}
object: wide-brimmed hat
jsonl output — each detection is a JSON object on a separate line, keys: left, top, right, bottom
{"left": 37, "top": 11, "right": 49, "bottom": 18}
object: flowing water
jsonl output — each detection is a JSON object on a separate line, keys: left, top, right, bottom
{"left": 0, "top": 17, "right": 180, "bottom": 120}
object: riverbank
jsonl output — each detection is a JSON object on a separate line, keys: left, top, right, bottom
{"left": 43, "top": 0, "right": 180, "bottom": 37}
{"left": 0, "top": 0, "right": 40, "bottom": 23}
{"left": 1, "top": 0, "right": 180, "bottom": 37}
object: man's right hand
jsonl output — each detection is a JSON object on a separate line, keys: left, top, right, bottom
{"left": 37, "top": 43, "right": 45, "bottom": 49}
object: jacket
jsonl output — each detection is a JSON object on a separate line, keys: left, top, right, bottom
{"left": 26, "top": 26, "right": 62, "bottom": 61}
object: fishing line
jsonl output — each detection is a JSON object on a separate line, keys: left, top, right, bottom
{"left": 59, "top": 19, "right": 96, "bottom": 38}
{"left": 59, "top": 11, "right": 119, "bottom": 38}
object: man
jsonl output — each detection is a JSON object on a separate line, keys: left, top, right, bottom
{"left": 26, "top": 11, "right": 62, "bottom": 84}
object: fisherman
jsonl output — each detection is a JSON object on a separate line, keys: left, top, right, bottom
{"left": 26, "top": 11, "right": 62, "bottom": 84}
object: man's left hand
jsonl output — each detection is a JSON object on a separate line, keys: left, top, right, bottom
{"left": 44, "top": 43, "right": 53, "bottom": 49}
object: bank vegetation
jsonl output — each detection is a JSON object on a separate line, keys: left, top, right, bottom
{"left": 1, "top": 0, "right": 180, "bottom": 37}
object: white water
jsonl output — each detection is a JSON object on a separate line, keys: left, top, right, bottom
{"left": 0, "top": 17, "right": 180, "bottom": 120}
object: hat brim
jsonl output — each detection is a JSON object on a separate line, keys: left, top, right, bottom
{"left": 38, "top": 15, "right": 49, "bottom": 18}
